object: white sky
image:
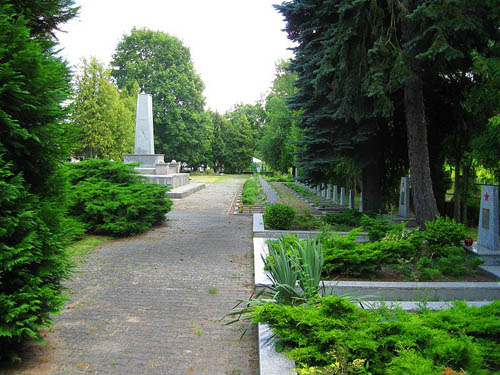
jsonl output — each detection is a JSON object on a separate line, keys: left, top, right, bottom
{"left": 56, "top": 0, "right": 294, "bottom": 113}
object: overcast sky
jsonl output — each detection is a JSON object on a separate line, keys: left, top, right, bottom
{"left": 56, "top": 0, "right": 294, "bottom": 113}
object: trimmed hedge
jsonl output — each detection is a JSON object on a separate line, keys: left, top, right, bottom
{"left": 66, "top": 159, "right": 173, "bottom": 236}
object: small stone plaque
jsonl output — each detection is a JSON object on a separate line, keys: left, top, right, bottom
{"left": 482, "top": 208, "right": 490, "bottom": 229}
{"left": 400, "top": 192, "right": 405, "bottom": 206}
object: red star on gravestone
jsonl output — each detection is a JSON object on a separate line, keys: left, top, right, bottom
{"left": 485, "top": 192, "right": 489, "bottom": 201}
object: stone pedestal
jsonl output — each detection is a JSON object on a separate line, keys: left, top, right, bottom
{"left": 134, "top": 94, "right": 155, "bottom": 154}
{"left": 123, "top": 94, "right": 189, "bottom": 189}
{"left": 123, "top": 154, "right": 164, "bottom": 167}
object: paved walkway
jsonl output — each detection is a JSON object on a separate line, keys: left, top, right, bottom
{"left": 4, "top": 176, "right": 258, "bottom": 375}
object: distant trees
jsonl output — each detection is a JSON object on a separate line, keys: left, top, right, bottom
{"left": 206, "top": 108, "right": 255, "bottom": 173}
{"left": 260, "top": 60, "right": 301, "bottom": 173}
{"left": 71, "top": 57, "right": 138, "bottom": 160}
{"left": 111, "top": 28, "right": 210, "bottom": 168}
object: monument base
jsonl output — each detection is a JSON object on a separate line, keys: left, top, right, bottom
{"left": 470, "top": 243, "right": 500, "bottom": 266}
{"left": 123, "top": 154, "right": 165, "bottom": 167}
{"left": 139, "top": 173, "right": 189, "bottom": 188}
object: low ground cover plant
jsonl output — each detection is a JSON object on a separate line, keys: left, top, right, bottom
{"left": 241, "top": 177, "right": 260, "bottom": 204}
{"left": 324, "top": 209, "right": 376, "bottom": 231}
{"left": 268, "top": 216, "right": 483, "bottom": 281}
{"left": 66, "top": 159, "right": 172, "bottom": 236}
{"left": 265, "top": 172, "right": 294, "bottom": 182}
{"left": 251, "top": 297, "right": 500, "bottom": 374}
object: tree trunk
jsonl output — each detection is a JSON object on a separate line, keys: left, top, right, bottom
{"left": 453, "top": 157, "right": 462, "bottom": 222}
{"left": 401, "top": 0, "right": 439, "bottom": 227}
{"left": 362, "top": 164, "right": 383, "bottom": 212}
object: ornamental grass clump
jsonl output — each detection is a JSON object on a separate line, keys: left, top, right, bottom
{"left": 66, "top": 159, "right": 173, "bottom": 236}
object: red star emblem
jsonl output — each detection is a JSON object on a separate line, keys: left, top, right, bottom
{"left": 485, "top": 192, "right": 489, "bottom": 201}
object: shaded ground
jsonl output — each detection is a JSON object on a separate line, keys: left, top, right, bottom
{"left": 2, "top": 175, "right": 258, "bottom": 375}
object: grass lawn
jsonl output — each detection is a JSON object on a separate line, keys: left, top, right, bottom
{"left": 66, "top": 235, "right": 112, "bottom": 264}
{"left": 271, "top": 181, "right": 317, "bottom": 215}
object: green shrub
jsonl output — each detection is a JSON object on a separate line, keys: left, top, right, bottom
{"left": 266, "top": 172, "right": 294, "bottom": 182}
{"left": 417, "top": 246, "right": 483, "bottom": 279}
{"left": 360, "top": 215, "right": 391, "bottom": 241}
{"left": 242, "top": 177, "right": 259, "bottom": 204}
{"left": 324, "top": 209, "right": 364, "bottom": 227}
{"left": 423, "top": 216, "right": 466, "bottom": 253}
{"left": 66, "top": 159, "right": 173, "bottom": 237}
{"left": 264, "top": 203, "right": 297, "bottom": 230}
{"left": 0, "top": 159, "right": 70, "bottom": 359}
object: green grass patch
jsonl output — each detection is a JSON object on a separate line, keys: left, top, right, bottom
{"left": 65, "top": 234, "right": 112, "bottom": 262}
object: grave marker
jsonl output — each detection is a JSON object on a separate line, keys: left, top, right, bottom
{"left": 399, "top": 177, "right": 410, "bottom": 218}
{"left": 340, "top": 187, "right": 346, "bottom": 206}
{"left": 333, "top": 185, "right": 338, "bottom": 202}
{"left": 348, "top": 189, "right": 354, "bottom": 209}
{"left": 477, "top": 185, "right": 499, "bottom": 253}
{"left": 326, "top": 184, "right": 332, "bottom": 200}
{"left": 359, "top": 192, "right": 363, "bottom": 212}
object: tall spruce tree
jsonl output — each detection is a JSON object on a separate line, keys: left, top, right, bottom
{"left": 276, "top": 0, "right": 499, "bottom": 225}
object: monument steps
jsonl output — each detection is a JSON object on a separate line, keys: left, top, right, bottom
{"left": 166, "top": 182, "right": 205, "bottom": 199}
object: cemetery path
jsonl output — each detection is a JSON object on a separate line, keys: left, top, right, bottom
{"left": 4, "top": 175, "right": 258, "bottom": 375}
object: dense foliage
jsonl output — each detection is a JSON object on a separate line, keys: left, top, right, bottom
{"left": 111, "top": 28, "right": 210, "bottom": 168}
{"left": 0, "top": 0, "right": 78, "bottom": 358}
{"left": 241, "top": 177, "right": 260, "bottom": 205}
{"left": 70, "top": 57, "right": 138, "bottom": 160}
{"left": 259, "top": 60, "right": 301, "bottom": 173}
{"left": 275, "top": 0, "right": 500, "bottom": 226}
{"left": 252, "top": 297, "right": 500, "bottom": 374}
{"left": 66, "top": 159, "right": 172, "bottom": 236}
{"left": 269, "top": 216, "right": 479, "bottom": 281}
{"left": 264, "top": 203, "right": 297, "bottom": 230}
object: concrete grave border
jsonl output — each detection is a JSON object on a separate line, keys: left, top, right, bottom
{"left": 255, "top": 235, "right": 499, "bottom": 374}
{"left": 254, "top": 238, "right": 500, "bottom": 301}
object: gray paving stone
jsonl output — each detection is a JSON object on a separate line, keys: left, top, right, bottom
{"left": 4, "top": 176, "right": 258, "bottom": 375}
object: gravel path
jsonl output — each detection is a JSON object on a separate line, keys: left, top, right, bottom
{"left": 3, "top": 175, "right": 258, "bottom": 375}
